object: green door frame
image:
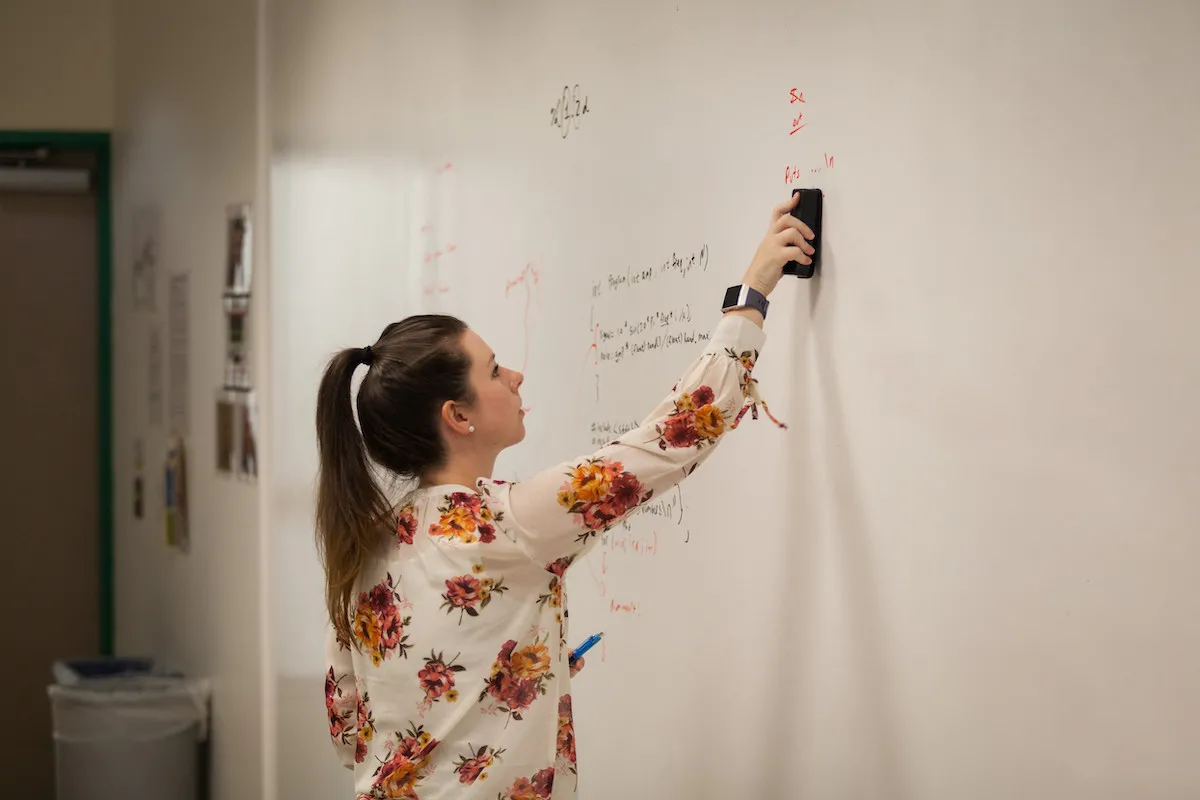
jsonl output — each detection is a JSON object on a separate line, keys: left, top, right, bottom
{"left": 0, "top": 131, "right": 114, "bottom": 656}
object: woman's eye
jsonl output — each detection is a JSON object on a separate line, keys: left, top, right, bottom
{"left": 492, "top": 365, "right": 500, "bottom": 378}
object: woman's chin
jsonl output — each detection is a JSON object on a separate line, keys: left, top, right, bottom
{"left": 511, "top": 420, "right": 527, "bottom": 445}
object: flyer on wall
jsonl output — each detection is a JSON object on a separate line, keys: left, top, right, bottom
{"left": 223, "top": 203, "right": 252, "bottom": 391}
{"left": 215, "top": 387, "right": 258, "bottom": 480}
{"left": 165, "top": 435, "right": 189, "bottom": 551}
{"left": 217, "top": 204, "right": 258, "bottom": 482}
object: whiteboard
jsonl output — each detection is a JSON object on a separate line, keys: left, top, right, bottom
{"left": 267, "top": 2, "right": 1200, "bottom": 797}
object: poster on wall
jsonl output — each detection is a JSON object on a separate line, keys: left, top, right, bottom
{"left": 225, "top": 203, "right": 252, "bottom": 295}
{"left": 131, "top": 205, "right": 160, "bottom": 313}
{"left": 223, "top": 296, "right": 250, "bottom": 390}
{"left": 165, "top": 435, "right": 189, "bottom": 551}
{"left": 168, "top": 273, "right": 190, "bottom": 434}
{"left": 148, "top": 323, "right": 164, "bottom": 427}
{"left": 223, "top": 204, "right": 253, "bottom": 391}
{"left": 215, "top": 388, "right": 258, "bottom": 481}
{"left": 217, "top": 203, "right": 258, "bottom": 482}
{"left": 238, "top": 390, "right": 258, "bottom": 479}
{"left": 216, "top": 392, "right": 236, "bottom": 474}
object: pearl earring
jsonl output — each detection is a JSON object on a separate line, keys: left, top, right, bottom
{"left": 468, "top": 425, "right": 475, "bottom": 433}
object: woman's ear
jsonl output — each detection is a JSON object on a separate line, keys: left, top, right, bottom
{"left": 440, "top": 399, "right": 473, "bottom": 437}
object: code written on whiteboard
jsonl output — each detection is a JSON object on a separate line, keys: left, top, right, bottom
{"left": 589, "top": 418, "right": 641, "bottom": 446}
{"left": 599, "top": 328, "right": 711, "bottom": 365}
{"left": 550, "top": 84, "right": 590, "bottom": 138}
{"left": 597, "top": 304, "right": 693, "bottom": 343}
{"left": 590, "top": 244, "right": 709, "bottom": 297}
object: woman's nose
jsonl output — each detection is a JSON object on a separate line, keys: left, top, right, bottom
{"left": 512, "top": 371, "right": 524, "bottom": 391}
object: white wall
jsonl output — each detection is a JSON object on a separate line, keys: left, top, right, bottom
{"left": 0, "top": 0, "right": 114, "bottom": 130}
{"left": 110, "top": 2, "right": 267, "bottom": 799}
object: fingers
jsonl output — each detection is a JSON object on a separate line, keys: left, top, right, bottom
{"left": 781, "top": 245, "right": 812, "bottom": 265}
{"left": 777, "top": 227, "right": 816, "bottom": 254}
{"left": 777, "top": 212, "right": 815, "bottom": 241}
{"left": 770, "top": 192, "right": 801, "bottom": 223}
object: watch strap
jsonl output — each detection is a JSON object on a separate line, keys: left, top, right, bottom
{"left": 721, "top": 284, "right": 769, "bottom": 319}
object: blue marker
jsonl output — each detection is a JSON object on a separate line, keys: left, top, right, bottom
{"left": 569, "top": 632, "right": 603, "bottom": 665}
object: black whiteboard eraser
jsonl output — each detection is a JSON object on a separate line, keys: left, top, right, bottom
{"left": 783, "top": 188, "right": 822, "bottom": 278}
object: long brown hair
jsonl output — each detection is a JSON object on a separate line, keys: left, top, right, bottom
{"left": 315, "top": 315, "right": 473, "bottom": 646}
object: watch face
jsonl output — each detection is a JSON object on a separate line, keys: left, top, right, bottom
{"left": 723, "top": 285, "right": 767, "bottom": 314}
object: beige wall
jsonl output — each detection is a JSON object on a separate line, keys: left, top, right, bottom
{"left": 0, "top": 0, "right": 115, "bottom": 130}
{"left": 110, "top": 2, "right": 267, "bottom": 799}
{"left": 2, "top": 2, "right": 274, "bottom": 797}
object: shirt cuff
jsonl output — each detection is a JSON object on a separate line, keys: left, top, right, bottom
{"left": 708, "top": 312, "right": 767, "bottom": 356}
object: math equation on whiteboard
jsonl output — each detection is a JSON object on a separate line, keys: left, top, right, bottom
{"left": 550, "top": 84, "right": 590, "bottom": 138}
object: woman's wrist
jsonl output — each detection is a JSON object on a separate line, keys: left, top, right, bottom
{"left": 721, "top": 307, "right": 764, "bottom": 328}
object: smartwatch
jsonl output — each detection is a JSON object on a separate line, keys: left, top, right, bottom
{"left": 721, "top": 284, "right": 769, "bottom": 319}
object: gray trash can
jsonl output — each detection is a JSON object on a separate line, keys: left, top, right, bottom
{"left": 48, "top": 674, "right": 211, "bottom": 800}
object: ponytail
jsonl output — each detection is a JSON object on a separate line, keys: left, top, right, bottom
{"left": 315, "top": 348, "right": 391, "bottom": 649}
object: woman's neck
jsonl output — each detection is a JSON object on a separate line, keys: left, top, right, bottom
{"left": 420, "top": 452, "right": 498, "bottom": 490}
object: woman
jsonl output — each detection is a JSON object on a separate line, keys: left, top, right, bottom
{"left": 318, "top": 196, "right": 815, "bottom": 799}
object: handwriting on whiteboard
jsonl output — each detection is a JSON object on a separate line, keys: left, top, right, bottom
{"left": 598, "top": 304, "right": 693, "bottom": 343}
{"left": 784, "top": 152, "right": 835, "bottom": 185}
{"left": 590, "top": 244, "right": 709, "bottom": 297}
{"left": 608, "top": 529, "right": 658, "bottom": 557}
{"left": 600, "top": 329, "right": 711, "bottom": 365}
{"left": 627, "top": 488, "right": 685, "bottom": 529}
{"left": 550, "top": 84, "right": 590, "bottom": 138}
{"left": 589, "top": 418, "right": 641, "bottom": 447}
{"left": 504, "top": 263, "right": 540, "bottom": 374}
{"left": 609, "top": 599, "right": 640, "bottom": 616}
{"left": 789, "top": 87, "right": 806, "bottom": 134}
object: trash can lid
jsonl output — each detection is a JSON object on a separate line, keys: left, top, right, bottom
{"left": 47, "top": 677, "right": 212, "bottom": 739}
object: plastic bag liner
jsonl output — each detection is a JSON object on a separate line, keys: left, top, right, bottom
{"left": 48, "top": 676, "right": 211, "bottom": 743}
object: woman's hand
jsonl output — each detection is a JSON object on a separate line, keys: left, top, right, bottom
{"left": 742, "top": 193, "right": 816, "bottom": 297}
{"left": 569, "top": 654, "right": 585, "bottom": 677}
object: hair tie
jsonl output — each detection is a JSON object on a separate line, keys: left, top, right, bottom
{"left": 359, "top": 345, "right": 374, "bottom": 366}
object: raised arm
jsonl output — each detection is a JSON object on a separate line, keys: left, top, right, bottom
{"left": 478, "top": 194, "right": 817, "bottom": 567}
{"left": 479, "top": 312, "right": 775, "bottom": 566}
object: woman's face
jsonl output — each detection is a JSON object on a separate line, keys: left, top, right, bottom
{"left": 458, "top": 328, "right": 526, "bottom": 450}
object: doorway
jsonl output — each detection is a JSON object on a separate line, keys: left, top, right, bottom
{"left": 0, "top": 132, "right": 112, "bottom": 796}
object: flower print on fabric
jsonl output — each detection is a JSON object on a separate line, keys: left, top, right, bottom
{"left": 479, "top": 636, "right": 555, "bottom": 724}
{"left": 544, "top": 556, "right": 574, "bottom": 576}
{"left": 726, "top": 346, "right": 787, "bottom": 430}
{"left": 535, "top": 571, "right": 563, "bottom": 613}
{"left": 556, "top": 458, "right": 652, "bottom": 540}
{"left": 539, "top": 556, "right": 573, "bottom": 640}
{"left": 654, "top": 384, "right": 726, "bottom": 450}
{"left": 453, "top": 743, "right": 506, "bottom": 785}
{"left": 556, "top": 695, "right": 577, "bottom": 775}
{"left": 325, "top": 667, "right": 355, "bottom": 749}
{"left": 353, "top": 573, "right": 413, "bottom": 667}
{"left": 441, "top": 563, "right": 509, "bottom": 625}
{"left": 396, "top": 503, "right": 418, "bottom": 546}
{"left": 416, "top": 650, "right": 466, "bottom": 716}
{"left": 358, "top": 722, "right": 439, "bottom": 800}
{"left": 321, "top": 314, "right": 775, "bottom": 796}
{"left": 498, "top": 767, "right": 555, "bottom": 800}
{"left": 355, "top": 682, "right": 376, "bottom": 763}
{"left": 542, "top": 561, "right": 573, "bottom": 647}
{"left": 428, "top": 491, "right": 502, "bottom": 544}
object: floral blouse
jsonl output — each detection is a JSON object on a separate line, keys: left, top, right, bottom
{"left": 324, "top": 313, "right": 771, "bottom": 799}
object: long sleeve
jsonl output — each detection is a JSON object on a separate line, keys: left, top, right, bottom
{"left": 323, "top": 623, "right": 359, "bottom": 770}
{"left": 478, "top": 312, "right": 769, "bottom": 567}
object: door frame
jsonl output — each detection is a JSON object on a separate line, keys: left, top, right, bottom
{"left": 0, "top": 131, "right": 114, "bottom": 656}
